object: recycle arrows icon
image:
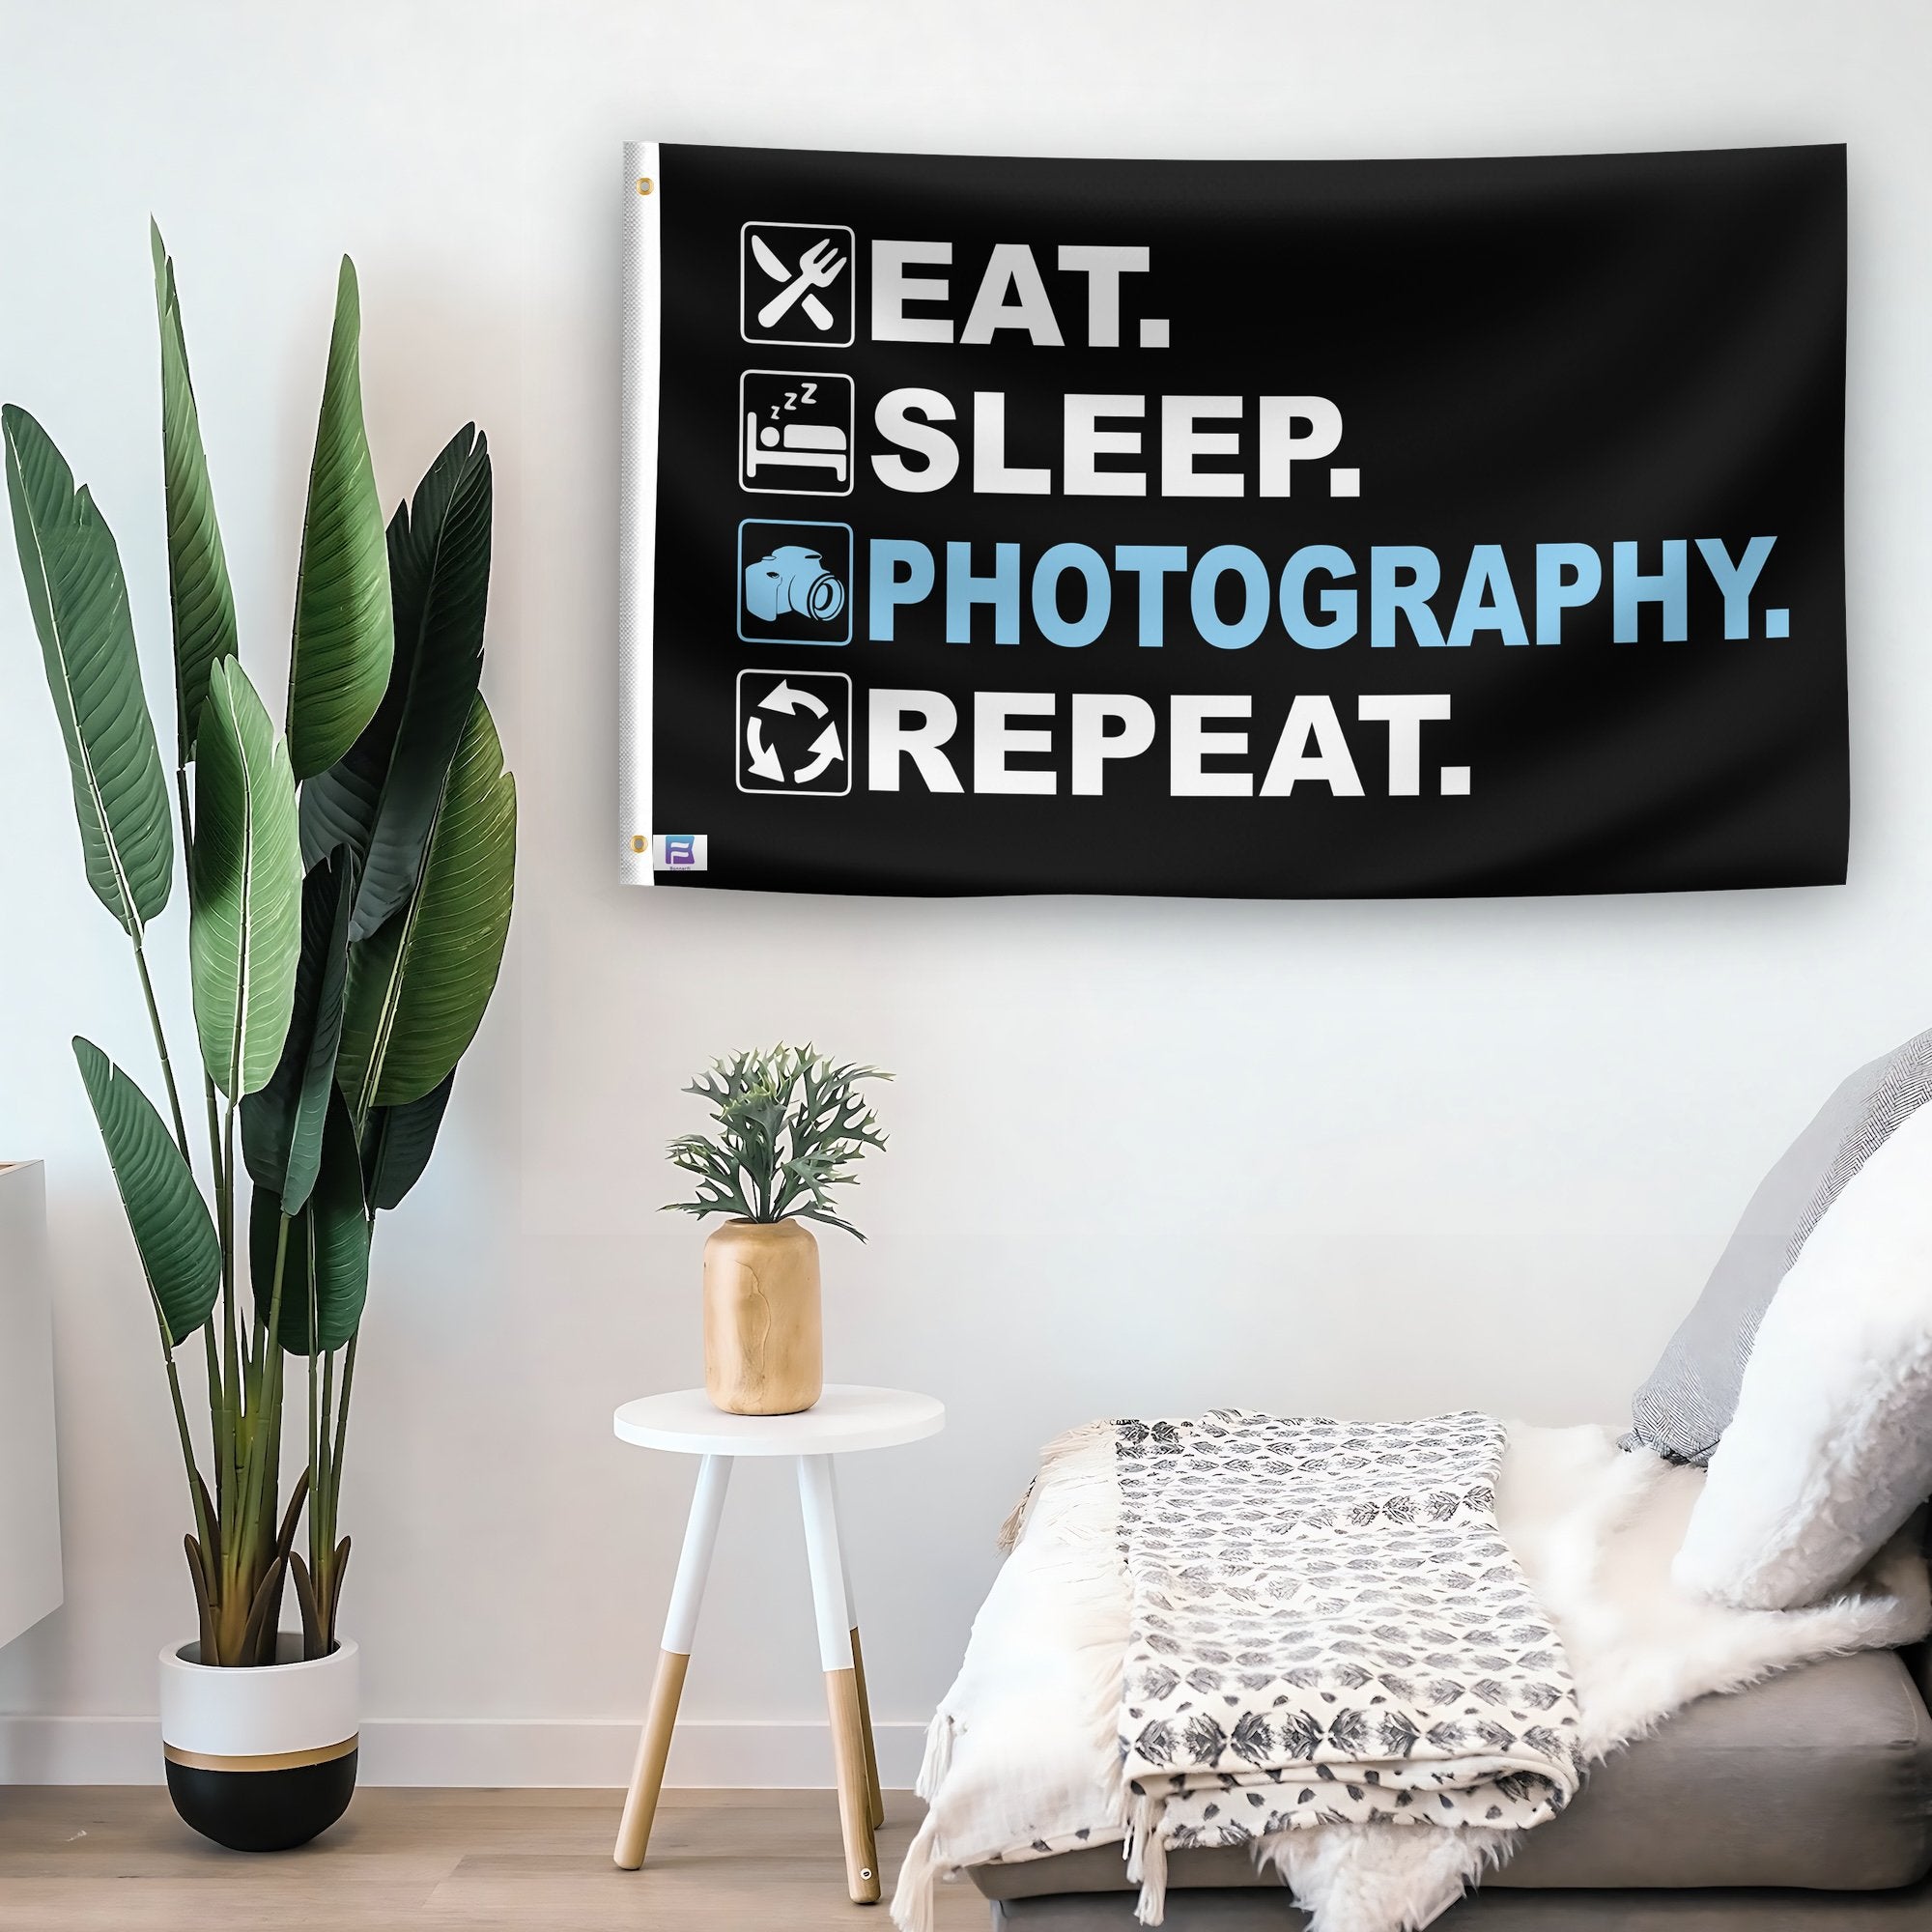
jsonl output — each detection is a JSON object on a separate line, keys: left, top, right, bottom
{"left": 746, "top": 689, "right": 843, "bottom": 785}
{"left": 758, "top": 679, "right": 829, "bottom": 719}
{"left": 792, "top": 723, "right": 843, "bottom": 783}
{"left": 745, "top": 717, "right": 786, "bottom": 781}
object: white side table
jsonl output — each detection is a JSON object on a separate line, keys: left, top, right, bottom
{"left": 611, "top": 1383, "right": 945, "bottom": 1903}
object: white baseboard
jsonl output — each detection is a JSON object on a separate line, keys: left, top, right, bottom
{"left": 0, "top": 1715, "right": 928, "bottom": 1788}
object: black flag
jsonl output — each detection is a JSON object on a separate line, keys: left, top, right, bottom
{"left": 620, "top": 141, "right": 1846, "bottom": 898}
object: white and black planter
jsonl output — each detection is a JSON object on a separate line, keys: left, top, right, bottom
{"left": 159, "top": 1635, "right": 358, "bottom": 1852}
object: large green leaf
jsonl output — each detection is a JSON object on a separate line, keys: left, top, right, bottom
{"left": 242, "top": 848, "right": 354, "bottom": 1213}
{"left": 4, "top": 406, "right": 174, "bottom": 936}
{"left": 73, "top": 1037, "right": 219, "bottom": 1348}
{"left": 300, "top": 425, "right": 491, "bottom": 940}
{"left": 287, "top": 258, "right": 392, "bottom": 781}
{"left": 338, "top": 695, "right": 515, "bottom": 1114}
{"left": 250, "top": 1088, "right": 369, "bottom": 1355}
{"left": 189, "top": 658, "right": 302, "bottom": 1098}
{"left": 360, "top": 1069, "right": 455, "bottom": 1212}
{"left": 151, "top": 224, "right": 238, "bottom": 764}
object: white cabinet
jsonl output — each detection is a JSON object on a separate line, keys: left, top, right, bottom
{"left": 0, "top": 1162, "right": 62, "bottom": 1648}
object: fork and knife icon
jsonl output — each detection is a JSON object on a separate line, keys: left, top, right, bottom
{"left": 751, "top": 233, "right": 849, "bottom": 332}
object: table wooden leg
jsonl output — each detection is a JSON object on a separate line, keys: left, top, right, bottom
{"left": 826, "top": 1462, "right": 885, "bottom": 1830}
{"left": 614, "top": 1454, "right": 732, "bottom": 1870}
{"left": 614, "top": 1650, "right": 687, "bottom": 1869}
{"left": 825, "top": 1663, "right": 879, "bottom": 1900}
{"left": 849, "top": 1625, "right": 885, "bottom": 1831}
{"left": 798, "top": 1454, "right": 880, "bottom": 1904}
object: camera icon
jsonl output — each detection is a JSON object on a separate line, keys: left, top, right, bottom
{"left": 745, "top": 545, "right": 846, "bottom": 625}
{"left": 737, "top": 520, "right": 852, "bottom": 646}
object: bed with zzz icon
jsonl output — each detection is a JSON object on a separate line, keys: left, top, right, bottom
{"left": 745, "top": 412, "right": 849, "bottom": 486}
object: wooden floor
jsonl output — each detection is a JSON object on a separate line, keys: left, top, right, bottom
{"left": 0, "top": 1787, "right": 986, "bottom": 1930}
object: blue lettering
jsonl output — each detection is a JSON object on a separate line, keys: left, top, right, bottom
{"left": 1369, "top": 546, "right": 1445, "bottom": 648}
{"left": 1279, "top": 545, "right": 1357, "bottom": 650}
{"left": 1534, "top": 543, "right": 1602, "bottom": 645}
{"left": 946, "top": 540, "right": 1022, "bottom": 644}
{"left": 1189, "top": 546, "right": 1270, "bottom": 650}
{"left": 867, "top": 539, "right": 933, "bottom": 642}
{"left": 1114, "top": 544, "right": 1187, "bottom": 647}
{"left": 1612, "top": 540, "right": 1688, "bottom": 643}
{"left": 1032, "top": 543, "right": 1112, "bottom": 648}
{"left": 1694, "top": 536, "right": 1776, "bottom": 640}
{"left": 1446, "top": 545, "right": 1528, "bottom": 650}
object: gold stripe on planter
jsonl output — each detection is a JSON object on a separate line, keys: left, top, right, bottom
{"left": 163, "top": 1735, "right": 358, "bottom": 1774}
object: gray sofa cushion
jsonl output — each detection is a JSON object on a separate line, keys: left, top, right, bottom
{"left": 1626, "top": 1027, "right": 1932, "bottom": 1465}
{"left": 969, "top": 1650, "right": 1932, "bottom": 1900}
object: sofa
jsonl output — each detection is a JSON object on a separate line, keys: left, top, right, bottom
{"left": 967, "top": 1645, "right": 1932, "bottom": 1926}
{"left": 925, "top": 1027, "right": 1932, "bottom": 1928}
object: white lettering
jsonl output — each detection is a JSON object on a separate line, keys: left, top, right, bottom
{"left": 960, "top": 244, "right": 1065, "bottom": 346}
{"left": 1357, "top": 693, "right": 1452, "bottom": 796}
{"left": 1064, "top": 394, "right": 1145, "bottom": 497}
{"left": 1170, "top": 696, "right": 1252, "bottom": 797}
{"left": 1260, "top": 695, "right": 1365, "bottom": 796}
{"left": 1070, "top": 694, "right": 1157, "bottom": 794}
{"left": 869, "top": 387, "right": 960, "bottom": 493}
{"left": 870, "top": 241, "right": 953, "bottom": 343}
{"left": 973, "top": 692, "right": 1058, "bottom": 794}
{"left": 1055, "top": 244, "right": 1151, "bottom": 348}
{"left": 1161, "top": 396, "right": 1243, "bottom": 497}
{"left": 868, "top": 689, "right": 964, "bottom": 792}
{"left": 972, "top": 391, "right": 1050, "bottom": 496}
{"left": 1258, "top": 396, "right": 1344, "bottom": 497}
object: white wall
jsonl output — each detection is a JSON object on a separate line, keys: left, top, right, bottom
{"left": 2, "top": 0, "right": 1930, "bottom": 1786}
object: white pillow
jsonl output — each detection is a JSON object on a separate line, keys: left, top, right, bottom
{"left": 1672, "top": 1096, "right": 1932, "bottom": 1610}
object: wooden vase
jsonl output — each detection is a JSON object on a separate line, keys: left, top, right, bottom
{"left": 702, "top": 1218, "right": 823, "bottom": 1415}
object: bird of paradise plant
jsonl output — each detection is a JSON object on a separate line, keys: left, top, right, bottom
{"left": 3, "top": 226, "right": 515, "bottom": 1664}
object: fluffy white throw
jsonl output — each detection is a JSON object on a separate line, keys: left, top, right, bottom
{"left": 894, "top": 1421, "right": 1930, "bottom": 1932}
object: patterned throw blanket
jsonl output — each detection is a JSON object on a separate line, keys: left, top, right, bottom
{"left": 1113, "top": 1411, "right": 1583, "bottom": 1918}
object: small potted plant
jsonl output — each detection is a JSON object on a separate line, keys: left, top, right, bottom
{"left": 4, "top": 228, "right": 514, "bottom": 1850}
{"left": 666, "top": 1046, "right": 889, "bottom": 1415}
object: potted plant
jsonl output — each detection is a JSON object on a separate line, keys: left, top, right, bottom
{"left": 666, "top": 1046, "right": 889, "bottom": 1415}
{"left": 3, "top": 227, "right": 515, "bottom": 1850}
